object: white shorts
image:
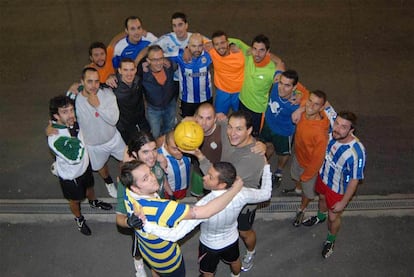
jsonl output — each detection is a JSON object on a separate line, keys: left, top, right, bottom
{"left": 290, "top": 154, "right": 317, "bottom": 199}
{"left": 87, "top": 131, "right": 125, "bottom": 170}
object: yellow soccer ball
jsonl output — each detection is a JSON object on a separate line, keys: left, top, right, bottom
{"left": 174, "top": 121, "right": 204, "bottom": 151}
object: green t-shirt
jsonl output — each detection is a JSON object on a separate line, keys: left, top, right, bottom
{"left": 229, "top": 38, "right": 276, "bottom": 113}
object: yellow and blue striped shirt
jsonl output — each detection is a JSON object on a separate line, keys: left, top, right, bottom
{"left": 125, "top": 189, "right": 190, "bottom": 274}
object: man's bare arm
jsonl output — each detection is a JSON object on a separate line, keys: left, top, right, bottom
{"left": 134, "top": 47, "right": 149, "bottom": 66}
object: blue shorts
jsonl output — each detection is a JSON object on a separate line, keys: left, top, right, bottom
{"left": 214, "top": 88, "right": 239, "bottom": 114}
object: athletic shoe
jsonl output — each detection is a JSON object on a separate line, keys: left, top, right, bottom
{"left": 134, "top": 258, "right": 147, "bottom": 277}
{"left": 282, "top": 187, "right": 295, "bottom": 193}
{"left": 295, "top": 188, "right": 303, "bottom": 195}
{"left": 50, "top": 161, "right": 58, "bottom": 176}
{"left": 105, "top": 183, "right": 117, "bottom": 198}
{"left": 282, "top": 187, "right": 302, "bottom": 195}
{"left": 241, "top": 252, "right": 256, "bottom": 272}
{"left": 303, "top": 216, "right": 326, "bottom": 227}
{"left": 322, "top": 241, "right": 335, "bottom": 258}
{"left": 75, "top": 216, "right": 91, "bottom": 236}
{"left": 89, "top": 200, "right": 112, "bottom": 210}
{"left": 272, "top": 172, "right": 283, "bottom": 189}
{"left": 293, "top": 211, "right": 304, "bottom": 227}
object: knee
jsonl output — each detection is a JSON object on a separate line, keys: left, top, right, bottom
{"left": 328, "top": 212, "right": 340, "bottom": 223}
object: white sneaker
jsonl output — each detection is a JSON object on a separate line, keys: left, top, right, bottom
{"left": 134, "top": 258, "right": 147, "bottom": 277}
{"left": 241, "top": 251, "right": 256, "bottom": 272}
{"left": 295, "top": 188, "right": 303, "bottom": 195}
{"left": 105, "top": 183, "right": 117, "bottom": 198}
{"left": 50, "top": 161, "right": 58, "bottom": 177}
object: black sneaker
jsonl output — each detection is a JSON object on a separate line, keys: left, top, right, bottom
{"left": 322, "top": 241, "right": 334, "bottom": 258}
{"left": 272, "top": 173, "right": 283, "bottom": 189}
{"left": 89, "top": 200, "right": 113, "bottom": 210}
{"left": 293, "top": 211, "right": 304, "bottom": 227}
{"left": 303, "top": 216, "right": 326, "bottom": 227}
{"left": 282, "top": 187, "right": 295, "bottom": 193}
{"left": 75, "top": 216, "right": 91, "bottom": 236}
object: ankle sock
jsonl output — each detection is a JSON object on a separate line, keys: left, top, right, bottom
{"left": 317, "top": 211, "right": 327, "bottom": 221}
{"left": 295, "top": 188, "right": 303, "bottom": 194}
{"left": 246, "top": 249, "right": 256, "bottom": 256}
{"left": 274, "top": 169, "right": 283, "bottom": 176}
{"left": 327, "top": 232, "right": 336, "bottom": 243}
{"left": 134, "top": 258, "right": 145, "bottom": 270}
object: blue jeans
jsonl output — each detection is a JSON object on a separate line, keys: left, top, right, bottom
{"left": 146, "top": 99, "right": 177, "bottom": 138}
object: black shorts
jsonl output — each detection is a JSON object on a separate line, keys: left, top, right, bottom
{"left": 199, "top": 240, "right": 240, "bottom": 274}
{"left": 237, "top": 205, "right": 257, "bottom": 231}
{"left": 239, "top": 101, "right": 262, "bottom": 137}
{"left": 132, "top": 234, "right": 142, "bottom": 258}
{"left": 59, "top": 166, "right": 94, "bottom": 200}
{"left": 259, "top": 123, "right": 293, "bottom": 155}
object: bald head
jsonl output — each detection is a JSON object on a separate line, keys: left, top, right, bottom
{"left": 188, "top": 33, "right": 204, "bottom": 57}
{"left": 195, "top": 103, "right": 216, "bottom": 135}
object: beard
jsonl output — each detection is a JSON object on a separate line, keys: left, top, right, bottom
{"left": 333, "top": 131, "right": 348, "bottom": 141}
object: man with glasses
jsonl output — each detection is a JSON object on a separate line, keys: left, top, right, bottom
{"left": 139, "top": 45, "right": 177, "bottom": 139}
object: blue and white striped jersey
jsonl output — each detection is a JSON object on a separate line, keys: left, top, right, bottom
{"left": 320, "top": 106, "right": 366, "bottom": 194}
{"left": 171, "top": 49, "right": 212, "bottom": 103}
{"left": 158, "top": 146, "right": 191, "bottom": 192}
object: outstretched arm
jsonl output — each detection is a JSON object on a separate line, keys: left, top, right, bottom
{"left": 134, "top": 47, "right": 149, "bottom": 66}
{"left": 184, "top": 177, "right": 243, "bottom": 219}
{"left": 243, "top": 163, "right": 272, "bottom": 203}
{"left": 144, "top": 218, "right": 201, "bottom": 242}
{"left": 108, "top": 31, "right": 126, "bottom": 48}
{"left": 270, "top": 52, "right": 286, "bottom": 71}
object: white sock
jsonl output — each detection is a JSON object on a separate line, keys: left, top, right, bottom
{"left": 231, "top": 273, "right": 240, "bottom": 277}
{"left": 134, "top": 258, "right": 147, "bottom": 277}
{"left": 246, "top": 249, "right": 256, "bottom": 256}
{"left": 134, "top": 257, "right": 144, "bottom": 270}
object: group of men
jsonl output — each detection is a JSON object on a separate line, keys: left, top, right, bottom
{"left": 46, "top": 11, "right": 366, "bottom": 277}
